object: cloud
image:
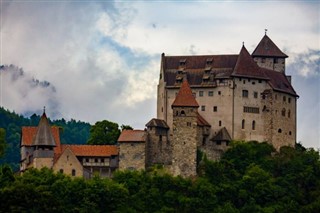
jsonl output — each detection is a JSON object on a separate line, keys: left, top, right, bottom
{"left": 0, "top": 1, "right": 319, "bottom": 148}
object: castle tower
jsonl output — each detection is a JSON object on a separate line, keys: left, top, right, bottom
{"left": 252, "top": 32, "right": 288, "bottom": 73}
{"left": 171, "top": 80, "right": 199, "bottom": 177}
{"left": 32, "top": 111, "right": 56, "bottom": 169}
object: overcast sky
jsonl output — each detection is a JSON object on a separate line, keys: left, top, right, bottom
{"left": 0, "top": 1, "right": 319, "bottom": 149}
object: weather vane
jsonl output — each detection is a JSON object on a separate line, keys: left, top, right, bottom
{"left": 265, "top": 29, "right": 268, "bottom": 35}
{"left": 43, "top": 106, "right": 46, "bottom": 114}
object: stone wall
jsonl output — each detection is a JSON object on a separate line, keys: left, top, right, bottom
{"left": 146, "top": 127, "right": 171, "bottom": 167}
{"left": 171, "top": 106, "right": 198, "bottom": 177}
{"left": 119, "top": 142, "right": 145, "bottom": 171}
{"left": 53, "top": 148, "right": 83, "bottom": 177}
{"left": 253, "top": 57, "right": 285, "bottom": 73}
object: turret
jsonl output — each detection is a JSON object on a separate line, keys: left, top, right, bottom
{"left": 32, "top": 109, "right": 56, "bottom": 169}
{"left": 252, "top": 31, "right": 288, "bottom": 73}
{"left": 171, "top": 80, "right": 199, "bottom": 177}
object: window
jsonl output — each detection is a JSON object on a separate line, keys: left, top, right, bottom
{"left": 213, "top": 106, "right": 217, "bottom": 112}
{"left": 274, "top": 58, "right": 279, "bottom": 63}
{"left": 95, "top": 158, "right": 98, "bottom": 163}
{"left": 208, "top": 91, "right": 213, "bottom": 96}
{"left": 179, "top": 59, "right": 186, "bottom": 66}
{"left": 216, "top": 141, "right": 221, "bottom": 145}
{"left": 244, "top": 106, "right": 260, "bottom": 114}
{"left": 59, "top": 169, "right": 64, "bottom": 174}
{"left": 252, "top": 81, "right": 256, "bottom": 85}
{"left": 288, "top": 110, "right": 291, "bottom": 118}
{"left": 283, "top": 96, "right": 286, "bottom": 102}
{"left": 281, "top": 108, "right": 286, "bottom": 116}
{"left": 278, "top": 128, "right": 282, "bottom": 133}
{"left": 159, "top": 135, "right": 162, "bottom": 142}
{"left": 288, "top": 98, "right": 291, "bottom": 103}
{"left": 86, "top": 158, "right": 89, "bottom": 162}
{"left": 199, "top": 91, "right": 204, "bottom": 97}
{"left": 201, "top": 105, "right": 205, "bottom": 111}
{"left": 219, "top": 120, "right": 222, "bottom": 126}
{"left": 218, "top": 91, "right": 221, "bottom": 95}
{"left": 275, "top": 94, "right": 277, "bottom": 100}
{"left": 72, "top": 169, "right": 76, "bottom": 176}
{"left": 252, "top": 120, "right": 256, "bottom": 130}
{"left": 242, "top": 90, "right": 248, "bottom": 98}
{"left": 289, "top": 131, "right": 292, "bottom": 135}
{"left": 243, "top": 80, "right": 246, "bottom": 84}
{"left": 259, "top": 80, "right": 262, "bottom": 83}
{"left": 253, "top": 92, "right": 258, "bottom": 98}
{"left": 242, "top": 119, "right": 245, "bottom": 129}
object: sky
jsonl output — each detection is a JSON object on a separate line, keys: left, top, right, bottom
{"left": 0, "top": 0, "right": 319, "bottom": 149}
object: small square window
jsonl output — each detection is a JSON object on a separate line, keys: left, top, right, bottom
{"left": 213, "top": 106, "right": 217, "bottom": 112}
{"left": 253, "top": 92, "right": 258, "bottom": 99}
{"left": 242, "top": 90, "right": 248, "bottom": 98}
{"left": 199, "top": 91, "right": 204, "bottom": 97}
{"left": 201, "top": 106, "right": 205, "bottom": 111}
{"left": 208, "top": 91, "right": 213, "bottom": 96}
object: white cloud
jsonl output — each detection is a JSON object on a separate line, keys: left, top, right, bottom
{"left": 0, "top": 1, "right": 319, "bottom": 148}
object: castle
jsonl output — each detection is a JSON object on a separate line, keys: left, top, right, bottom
{"left": 20, "top": 33, "right": 298, "bottom": 178}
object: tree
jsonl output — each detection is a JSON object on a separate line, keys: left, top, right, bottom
{"left": 121, "top": 124, "right": 133, "bottom": 131}
{"left": 0, "top": 128, "right": 6, "bottom": 158}
{"left": 87, "top": 120, "right": 120, "bottom": 145}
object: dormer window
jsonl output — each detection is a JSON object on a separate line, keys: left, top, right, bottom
{"left": 179, "top": 59, "right": 186, "bottom": 66}
{"left": 204, "top": 66, "right": 211, "bottom": 73}
{"left": 206, "top": 58, "right": 213, "bottom": 66}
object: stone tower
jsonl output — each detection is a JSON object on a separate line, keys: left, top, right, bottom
{"left": 171, "top": 80, "right": 199, "bottom": 177}
{"left": 252, "top": 33, "right": 288, "bottom": 73}
{"left": 32, "top": 111, "right": 56, "bottom": 169}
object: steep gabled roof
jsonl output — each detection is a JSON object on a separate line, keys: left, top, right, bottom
{"left": 252, "top": 35, "right": 288, "bottom": 58}
{"left": 212, "top": 127, "right": 232, "bottom": 142}
{"left": 232, "top": 45, "right": 269, "bottom": 80}
{"left": 31, "top": 112, "right": 56, "bottom": 147}
{"left": 61, "top": 145, "right": 118, "bottom": 157}
{"left": 263, "top": 68, "right": 298, "bottom": 97}
{"left": 172, "top": 80, "right": 199, "bottom": 107}
{"left": 146, "top": 118, "right": 169, "bottom": 129}
{"left": 197, "top": 112, "right": 211, "bottom": 127}
{"left": 118, "top": 130, "right": 146, "bottom": 143}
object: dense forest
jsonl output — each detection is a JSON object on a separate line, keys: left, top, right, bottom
{"left": 0, "top": 141, "right": 319, "bottom": 212}
{"left": 0, "top": 107, "right": 91, "bottom": 170}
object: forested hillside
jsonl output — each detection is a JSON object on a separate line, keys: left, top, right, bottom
{"left": 0, "top": 107, "right": 91, "bottom": 170}
{"left": 0, "top": 141, "right": 319, "bottom": 212}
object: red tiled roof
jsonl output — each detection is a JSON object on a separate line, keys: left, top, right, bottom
{"left": 21, "top": 126, "right": 62, "bottom": 153}
{"left": 172, "top": 80, "right": 199, "bottom": 107}
{"left": 118, "top": 130, "right": 146, "bottom": 143}
{"left": 61, "top": 144, "right": 118, "bottom": 157}
{"left": 146, "top": 118, "right": 169, "bottom": 129}
{"left": 252, "top": 35, "right": 288, "bottom": 58}
{"left": 232, "top": 45, "right": 269, "bottom": 80}
{"left": 197, "top": 112, "right": 211, "bottom": 127}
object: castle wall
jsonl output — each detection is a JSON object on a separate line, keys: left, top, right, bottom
{"left": 171, "top": 106, "right": 198, "bottom": 177}
{"left": 253, "top": 57, "right": 285, "bottom": 73}
{"left": 233, "top": 77, "right": 270, "bottom": 142}
{"left": 33, "top": 158, "right": 54, "bottom": 169}
{"left": 53, "top": 148, "right": 83, "bottom": 177}
{"left": 119, "top": 142, "right": 145, "bottom": 171}
{"left": 146, "top": 127, "right": 171, "bottom": 167}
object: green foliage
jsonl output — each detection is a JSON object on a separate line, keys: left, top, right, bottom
{"left": 121, "top": 124, "right": 133, "bottom": 131}
{"left": 0, "top": 140, "right": 319, "bottom": 212}
{"left": 0, "top": 128, "right": 6, "bottom": 158}
{"left": 87, "top": 120, "right": 121, "bottom": 145}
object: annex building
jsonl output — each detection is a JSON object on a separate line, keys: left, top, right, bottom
{"left": 20, "top": 33, "right": 298, "bottom": 178}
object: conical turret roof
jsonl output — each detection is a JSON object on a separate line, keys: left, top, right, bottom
{"left": 232, "top": 45, "right": 269, "bottom": 79}
{"left": 252, "top": 34, "right": 288, "bottom": 58}
{"left": 32, "top": 112, "right": 56, "bottom": 147}
{"left": 172, "top": 80, "right": 199, "bottom": 108}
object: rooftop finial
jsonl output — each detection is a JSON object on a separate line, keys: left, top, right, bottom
{"left": 242, "top": 41, "right": 244, "bottom": 46}
{"left": 43, "top": 106, "right": 46, "bottom": 114}
{"left": 265, "top": 29, "right": 268, "bottom": 35}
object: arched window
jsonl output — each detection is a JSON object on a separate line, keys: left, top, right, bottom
{"left": 278, "top": 128, "right": 282, "bottom": 133}
{"left": 289, "top": 131, "right": 292, "bottom": 135}
{"left": 252, "top": 120, "right": 256, "bottom": 130}
{"left": 281, "top": 108, "right": 286, "bottom": 116}
{"left": 288, "top": 110, "right": 291, "bottom": 118}
{"left": 59, "top": 169, "right": 63, "bottom": 174}
{"left": 72, "top": 169, "right": 76, "bottom": 176}
{"left": 180, "top": 110, "right": 186, "bottom": 116}
{"left": 242, "top": 119, "right": 245, "bottom": 129}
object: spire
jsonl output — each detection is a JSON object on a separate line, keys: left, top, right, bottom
{"left": 232, "top": 45, "right": 268, "bottom": 79}
{"left": 252, "top": 34, "right": 288, "bottom": 58}
{"left": 172, "top": 80, "right": 199, "bottom": 108}
{"left": 32, "top": 111, "right": 56, "bottom": 147}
